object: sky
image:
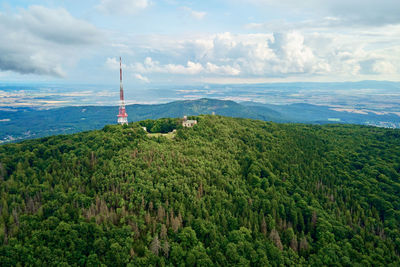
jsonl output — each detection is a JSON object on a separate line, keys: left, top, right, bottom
{"left": 0, "top": 0, "right": 399, "bottom": 85}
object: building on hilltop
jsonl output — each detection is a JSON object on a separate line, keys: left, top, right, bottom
{"left": 182, "top": 116, "right": 197, "bottom": 127}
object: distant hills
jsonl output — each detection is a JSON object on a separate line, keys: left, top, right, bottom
{"left": 241, "top": 102, "right": 400, "bottom": 126}
{"left": 1, "top": 98, "right": 400, "bottom": 143}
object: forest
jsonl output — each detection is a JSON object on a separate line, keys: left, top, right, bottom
{"left": 0, "top": 115, "right": 400, "bottom": 266}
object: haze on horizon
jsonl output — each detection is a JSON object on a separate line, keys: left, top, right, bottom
{"left": 0, "top": 0, "right": 399, "bottom": 86}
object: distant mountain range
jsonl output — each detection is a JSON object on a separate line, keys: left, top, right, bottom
{"left": 1, "top": 98, "right": 400, "bottom": 143}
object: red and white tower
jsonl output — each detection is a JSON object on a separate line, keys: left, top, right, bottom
{"left": 117, "top": 57, "right": 128, "bottom": 125}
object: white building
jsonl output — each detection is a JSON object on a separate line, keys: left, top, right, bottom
{"left": 182, "top": 115, "right": 197, "bottom": 127}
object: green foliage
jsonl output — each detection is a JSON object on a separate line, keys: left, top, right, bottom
{"left": 0, "top": 98, "right": 271, "bottom": 143}
{"left": 0, "top": 116, "right": 400, "bottom": 266}
{"left": 138, "top": 118, "right": 181, "bottom": 133}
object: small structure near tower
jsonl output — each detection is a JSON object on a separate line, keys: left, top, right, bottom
{"left": 117, "top": 57, "right": 128, "bottom": 125}
{"left": 182, "top": 116, "right": 197, "bottom": 127}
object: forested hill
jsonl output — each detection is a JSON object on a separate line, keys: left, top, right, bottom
{"left": 1, "top": 116, "right": 400, "bottom": 266}
{"left": 3, "top": 97, "right": 400, "bottom": 144}
{"left": 0, "top": 98, "right": 279, "bottom": 143}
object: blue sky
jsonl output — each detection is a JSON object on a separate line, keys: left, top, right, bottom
{"left": 0, "top": 0, "right": 399, "bottom": 85}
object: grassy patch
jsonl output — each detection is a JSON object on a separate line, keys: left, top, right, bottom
{"left": 147, "top": 131, "right": 176, "bottom": 139}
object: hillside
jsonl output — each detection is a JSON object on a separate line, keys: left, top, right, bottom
{"left": 0, "top": 116, "right": 400, "bottom": 266}
{"left": 3, "top": 97, "right": 400, "bottom": 143}
{"left": 0, "top": 99, "right": 280, "bottom": 143}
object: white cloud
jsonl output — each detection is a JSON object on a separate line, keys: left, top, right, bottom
{"left": 108, "top": 56, "right": 240, "bottom": 77}
{"left": 106, "top": 57, "right": 126, "bottom": 70}
{"left": 134, "top": 73, "right": 150, "bottom": 83}
{"left": 106, "top": 27, "right": 400, "bottom": 82}
{"left": 0, "top": 6, "right": 101, "bottom": 77}
{"left": 165, "top": 61, "right": 204, "bottom": 74}
{"left": 113, "top": 32, "right": 323, "bottom": 78}
{"left": 132, "top": 57, "right": 204, "bottom": 75}
{"left": 205, "top": 62, "right": 241, "bottom": 75}
{"left": 372, "top": 61, "right": 396, "bottom": 74}
{"left": 181, "top": 7, "right": 206, "bottom": 20}
{"left": 360, "top": 59, "right": 397, "bottom": 75}
{"left": 97, "top": 0, "right": 150, "bottom": 15}
{"left": 199, "top": 31, "right": 329, "bottom": 76}
{"left": 269, "top": 32, "right": 323, "bottom": 74}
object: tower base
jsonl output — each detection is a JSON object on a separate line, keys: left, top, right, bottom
{"left": 118, "top": 116, "right": 128, "bottom": 125}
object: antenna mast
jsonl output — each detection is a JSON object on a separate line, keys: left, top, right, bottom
{"left": 117, "top": 57, "right": 128, "bottom": 125}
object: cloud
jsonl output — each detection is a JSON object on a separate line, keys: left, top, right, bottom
{"left": 246, "top": 0, "right": 400, "bottom": 27}
{"left": 134, "top": 73, "right": 150, "bottom": 83}
{"left": 205, "top": 63, "right": 241, "bottom": 75}
{"left": 360, "top": 59, "right": 397, "bottom": 75}
{"left": 165, "top": 61, "right": 204, "bottom": 74}
{"left": 126, "top": 32, "right": 329, "bottom": 76}
{"left": 324, "top": 0, "right": 400, "bottom": 26}
{"left": 97, "top": 0, "right": 150, "bottom": 15}
{"left": 181, "top": 7, "right": 206, "bottom": 20}
{"left": 106, "top": 57, "right": 126, "bottom": 70}
{"left": 0, "top": 6, "right": 101, "bottom": 77}
{"left": 0, "top": 54, "right": 66, "bottom": 77}
{"left": 21, "top": 6, "right": 100, "bottom": 45}
{"left": 108, "top": 55, "right": 241, "bottom": 77}
{"left": 134, "top": 57, "right": 204, "bottom": 75}
{"left": 372, "top": 61, "right": 396, "bottom": 74}
{"left": 108, "top": 28, "right": 400, "bottom": 82}
{"left": 201, "top": 31, "right": 330, "bottom": 76}
{"left": 114, "top": 32, "right": 328, "bottom": 78}
{"left": 268, "top": 32, "right": 327, "bottom": 75}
